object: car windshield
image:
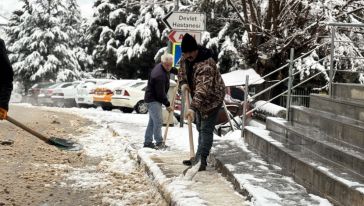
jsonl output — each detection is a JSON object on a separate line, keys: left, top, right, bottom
{"left": 130, "top": 82, "right": 146, "bottom": 88}
{"left": 48, "top": 83, "right": 61, "bottom": 89}
{"left": 32, "top": 82, "right": 54, "bottom": 89}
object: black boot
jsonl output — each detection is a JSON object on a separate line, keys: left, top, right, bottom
{"left": 155, "top": 142, "right": 167, "bottom": 150}
{"left": 143, "top": 142, "right": 155, "bottom": 149}
{"left": 198, "top": 157, "right": 207, "bottom": 171}
{"left": 182, "top": 157, "right": 196, "bottom": 166}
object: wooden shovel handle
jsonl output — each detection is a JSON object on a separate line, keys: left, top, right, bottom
{"left": 6, "top": 115, "right": 50, "bottom": 143}
{"left": 163, "top": 80, "right": 179, "bottom": 144}
{"left": 185, "top": 90, "right": 195, "bottom": 158}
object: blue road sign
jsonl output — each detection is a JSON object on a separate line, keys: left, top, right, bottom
{"left": 173, "top": 43, "right": 182, "bottom": 68}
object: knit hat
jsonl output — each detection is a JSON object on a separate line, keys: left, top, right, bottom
{"left": 181, "top": 33, "right": 198, "bottom": 53}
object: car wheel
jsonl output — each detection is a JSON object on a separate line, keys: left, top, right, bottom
{"left": 56, "top": 101, "right": 65, "bottom": 108}
{"left": 135, "top": 101, "right": 148, "bottom": 114}
{"left": 68, "top": 100, "right": 77, "bottom": 108}
{"left": 29, "top": 97, "right": 37, "bottom": 106}
{"left": 121, "top": 107, "right": 134, "bottom": 113}
{"left": 102, "top": 106, "right": 112, "bottom": 111}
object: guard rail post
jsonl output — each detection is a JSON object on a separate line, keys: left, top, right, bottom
{"left": 329, "top": 26, "right": 335, "bottom": 97}
{"left": 286, "top": 48, "right": 294, "bottom": 121}
{"left": 241, "top": 75, "right": 249, "bottom": 138}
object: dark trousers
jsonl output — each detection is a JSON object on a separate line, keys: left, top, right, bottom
{"left": 195, "top": 107, "right": 220, "bottom": 164}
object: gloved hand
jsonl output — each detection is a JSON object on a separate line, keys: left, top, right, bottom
{"left": 166, "top": 106, "right": 173, "bottom": 113}
{"left": 0, "top": 108, "right": 7, "bottom": 120}
{"left": 181, "top": 84, "right": 190, "bottom": 93}
{"left": 185, "top": 109, "right": 195, "bottom": 122}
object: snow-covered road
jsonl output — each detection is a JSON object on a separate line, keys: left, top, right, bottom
{"left": 9, "top": 104, "right": 167, "bottom": 206}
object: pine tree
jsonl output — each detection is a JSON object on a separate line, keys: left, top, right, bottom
{"left": 116, "top": 1, "right": 175, "bottom": 79}
{"left": 87, "top": 0, "right": 123, "bottom": 75}
{"left": 6, "top": 0, "right": 89, "bottom": 91}
{"left": 88, "top": 0, "right": 176, "bottom": 79}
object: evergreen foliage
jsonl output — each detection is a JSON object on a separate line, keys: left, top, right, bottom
{"left": 5, "top": 0, "right": 92, "bottom": 91}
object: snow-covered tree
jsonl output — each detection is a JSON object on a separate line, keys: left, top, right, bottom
{"left": 88, "top": 0, "right": 176, "bottom": 79}
{"left": 85, "top": 0, "right": 364, "bottom": 86}
{"left": 116, "top": 1, "right": 175, "bottom": 79}
{"left": 191, "top": 0, "right": 364, "bottom": 86}
{"left": 87, "top": 0, "right": 120, "bottom": 74}
{"left": 5, "top": 0, "right": 91, "bottom": 91}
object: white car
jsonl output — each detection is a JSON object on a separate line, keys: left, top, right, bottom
{"left": 51, "top": 81, "right": 81, "bottom": 107}
{"left": 75, "top": 79, "right": 112, "bottom": 108}
{"left": 111, "top": 80, "right": 177, "bottom": 114}
{"left": 38, "top": 82, "right": 73, "bottom": 106}
{"left": 93, "top": 79, "right": 141, "bottom": 111}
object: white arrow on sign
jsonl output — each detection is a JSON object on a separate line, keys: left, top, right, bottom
{"left": 163, "top": 11, "right": 206, "bottom": 31}
{"left": 168, "top": 30, "right": 202, "bottom": 44}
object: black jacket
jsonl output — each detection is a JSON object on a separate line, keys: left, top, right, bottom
{"left": 144, "top": 63, "right": 177, "bottom": 107}
{"left": 0, "top": 39, "right": 14, "bottom": 110}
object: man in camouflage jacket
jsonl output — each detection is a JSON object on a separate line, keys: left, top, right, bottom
{"left": 0, "top": 38, "right": 14, "bottom": 120}
{"left": 179, "top": 33, "right": 225, "bottom": 171}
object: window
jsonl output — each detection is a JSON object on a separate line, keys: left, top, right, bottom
{"left": 131, "top": 82, "right": 146, "bottom": 88}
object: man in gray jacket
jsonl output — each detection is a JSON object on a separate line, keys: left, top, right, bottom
{"left": 0, "top": 38, "right": 13, "bottom": 120}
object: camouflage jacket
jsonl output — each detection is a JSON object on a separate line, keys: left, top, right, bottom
{"left": 179, "top": 52, "right": 225, "bottom": 116}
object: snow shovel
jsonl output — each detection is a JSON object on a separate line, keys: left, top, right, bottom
{"left": 162, "top": 80, "right": 179, "bottom": 146}
{"left": 181, "top": 90, "right": 200, "bottom": 180}
{"left": 6, "top": 115, "right": 82, "bottom": 151}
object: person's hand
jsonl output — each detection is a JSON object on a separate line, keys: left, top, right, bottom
{"left": 166, "top": 106, "right": 173, "bottom": 113}
{"left": 0, "top": 108, "right": 7, "bottom": 120}
{"left": 181, "top": 84, "right": 190, "bottom": 92}
{"left": 185, "top": 109, "right": 195, "bottom": 122}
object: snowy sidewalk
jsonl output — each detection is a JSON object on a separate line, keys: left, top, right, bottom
{"left": 136, "top": 149, "right": 249, "bottom": 206}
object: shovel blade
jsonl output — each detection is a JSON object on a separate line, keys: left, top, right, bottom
{"left": 49, "top": 137, "right": 82, "bottom": 151}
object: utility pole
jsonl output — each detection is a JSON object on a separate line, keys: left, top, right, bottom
{"left": 176, "top": 0, "right": 179, "bottom": 10}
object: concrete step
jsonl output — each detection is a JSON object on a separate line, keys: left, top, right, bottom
{"left": 244, "top": 126, "right": 364, "bottom": 206}
{"left": 266, "top": 117, "right": 364, "bottom": 175}
{"left": 332, "top": 83, "right": 364, "bottom": 101}
{"left": 310, "top": 94, "right": 364, "bottom": 122}
{"left": 290, "top": 106, "right": 364, "bottom": 149}
{"left": 211, "top": 136, "right": 333, "bottom": 206}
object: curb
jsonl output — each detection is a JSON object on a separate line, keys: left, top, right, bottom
{"left": 107, "top": 126, "right": 173, "bottom": 205}
{"left": 209, "top": 153, "right": 253, "bottom": 202}
{"left": 107, "top": 125, "right": 207, "bottom": 206}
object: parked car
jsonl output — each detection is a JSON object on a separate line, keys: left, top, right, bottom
{"left": 93, "top": 80, "right": 140, "bottom": 111}
{"left": 75, "top": 79, "right": 112, "bottom": 108}
{"left": 9, "top": 91, "right": 22, "bottom": 103}
{"left": 111, "top": 81, "right": 148, "bottom": 113}
{"left": 216, "top": 86, "right": 252, "bottom": 125}
{"left": 27, "top": 82, "right": 56, "bottom": 105}
{"left": 111, "top": 80, "right": 177, "bottom": 114}
{"left": 38, "top": 82, "right": 73, "bottom": 106}
{"left": 51, "top": 81, "right": 81, "bottom": 107}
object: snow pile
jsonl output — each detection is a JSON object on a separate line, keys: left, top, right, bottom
{"left": 253, "top": 100, "right": 286, "bottom": 118}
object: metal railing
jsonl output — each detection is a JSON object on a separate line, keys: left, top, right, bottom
{"left": 238, "top": 22, "right": 364, "bottom": 137}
